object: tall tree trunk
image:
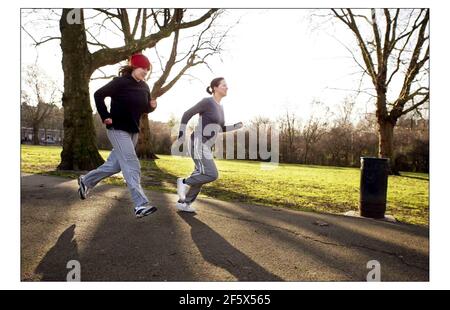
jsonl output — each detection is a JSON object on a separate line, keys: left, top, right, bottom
{"left": 378, "top": 119, "right": 399, "bottom": 175}
{"left": 57, "top": 9, "right": 104, "bottom": 170}
{"left": 304, "top": 145, "right": 309, "bottom": 164}
{"left": 136, "top": 113, "right": 158, "bottom": 160}
{"left": 376, "top": 90, "right": 400, "bottom": 175}
{"left": 32, "top": 124, "right": 39, "bottom": 145}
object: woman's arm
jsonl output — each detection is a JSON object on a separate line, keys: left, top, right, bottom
{"left": 147, "top": 98, "right": 157, "bottom": 113}
{"left": 94, "top": 77, "right": 122, "bottom": 122}
{"left": 178, "top": 98, "right": 208, "bottom": 138}
{"left": 222, "top": 122, "right": 243, "bottom": 132}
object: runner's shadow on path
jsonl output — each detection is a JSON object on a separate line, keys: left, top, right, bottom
{"left": 34, "top": 224, "right": 79, "bottom": 281}
{"left": 177, "top": 212, "right": 282, "bottom": 281}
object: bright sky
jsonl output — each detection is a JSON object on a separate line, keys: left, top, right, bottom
{"left": 21, "top": 9, "right": 384, "bottom": 126}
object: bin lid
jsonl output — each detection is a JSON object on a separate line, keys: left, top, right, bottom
{"left": 360, "top": 157, "right": 389, "bottom": 161}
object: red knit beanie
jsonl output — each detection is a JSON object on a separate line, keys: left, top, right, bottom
{"left": 130, "top": 54, "right": 151, "bottom": 70}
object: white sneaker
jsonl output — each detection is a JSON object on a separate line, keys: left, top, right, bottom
{"left": 134, "top": 205, "right": 158, "bottom": 218}
{"left": 176, "top": 201, "right": 196, "bottom": 213}
{"left": 177, "top": 178, "right": 189, "bottom": 202}
{"left": 78, "top": 175, "right": 89, "bottom": 200}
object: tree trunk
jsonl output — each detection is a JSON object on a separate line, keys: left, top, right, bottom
{"left": 304, "top": 145, "right": 309, "bottom": 164}
{"left": 378, "top": 119, "right": 399, "bottom": 175}
{"left": 136, "top": 114, "right": 158, "bottom": 160}
{"left": 57, "top": 9, "right": 104, "bottom": 170}
{"left": 32, "top": 124, "right": 40, "bottom": 145}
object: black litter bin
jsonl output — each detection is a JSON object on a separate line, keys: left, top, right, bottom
{"left": 360, "top": 157, "right": 390, "bottom": 219}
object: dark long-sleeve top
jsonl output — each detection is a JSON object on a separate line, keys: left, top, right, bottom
{"left": 178, "top": 97, "right": 242, "bottom": 142}
{"left": 94, "top": 74, "right": 155, "bottom": 133}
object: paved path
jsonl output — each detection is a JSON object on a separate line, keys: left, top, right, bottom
{"left": 21, "top": 174, "right": 429, "bottom": 281}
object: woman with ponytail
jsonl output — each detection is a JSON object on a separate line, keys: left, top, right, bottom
{"left": 176, "top": 77, "right": 243, "bottom": 212}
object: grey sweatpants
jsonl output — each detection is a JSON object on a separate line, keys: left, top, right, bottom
{"left": 184, "top": 137, "right": 219, "bottom": 203}
{"left": 82, "top": 128, "right": 149, "bottom": 209}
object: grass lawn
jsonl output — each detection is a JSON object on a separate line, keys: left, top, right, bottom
{"left": 21, "top": 145, "right": 429, "bottom": 226}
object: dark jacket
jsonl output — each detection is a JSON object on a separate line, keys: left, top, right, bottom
{"left": 94, "top": 74, "right": 155, "bottom": 133}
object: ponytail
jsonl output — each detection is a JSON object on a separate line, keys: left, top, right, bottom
{"left": 207, "top": 77, "right": 225, "bottom": 95}
{"left": 118, "top": 65, "right": 134, "bottom": 77}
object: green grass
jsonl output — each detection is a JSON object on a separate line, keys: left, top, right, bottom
{"left": 21, "top": 145, "right": 429, "bottom": 226}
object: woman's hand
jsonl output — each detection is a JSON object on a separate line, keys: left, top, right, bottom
{"left": 235, "top": 122, "right": 243, "bottom": 129}
{"left": 150, "top": 99, "right": 157, "bottom": 109}
{"left": 104, "top": 118, "right": 113, "bottom": 125}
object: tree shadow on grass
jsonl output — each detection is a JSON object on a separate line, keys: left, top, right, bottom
{"left": 142, "top": 158, "right": 428, "bottom": 227}
{"left": 396, "top": 174, "right": 429, "bottom": 181}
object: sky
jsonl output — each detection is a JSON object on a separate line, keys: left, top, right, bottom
{"left": 20, "top": 9, "right": 387, "bottom": 126}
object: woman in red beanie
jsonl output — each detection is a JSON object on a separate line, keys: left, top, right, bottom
{"left": 78, "top": 53, "right": 159, "bottom": 218}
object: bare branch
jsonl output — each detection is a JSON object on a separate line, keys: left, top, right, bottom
{"left": 35, "top": 36, "right": 61, "bottom": 46}
{"left": 150, "top": 9, "right": 163, "bottom": 30}
{"left": 396, "top": 10, "right": 429, "bottom": 104}
{"left": 92, "top": 19, "right": 123, "bottom": 39}
{"left": 371, "top": 9, "right": 383, "bottom": 72}
{"left": 90, "top": 75, "right": 117, "bottom": 81}
{"left": 87, "top": 41, "right": 110, "bottom": 49}
{"left": 332, "top": 9, "right": 378, "bottom": 85}
{"left": 151, "top": 28, "right": 181, "bottom": 97}
{"left": 391, "top": 9, "right": 426, "bottom": 46}
{"left": 21, "top": 25, "right": 38, "bottom": 44}
{"left": 352, "top": 14, "right": 372, "bottom": 25}
{"left": 386, "top": 30, "right": 414, "bottom": 86}
{"left": 91, "top": 9, "right": 218, "bottom": 71}
{"left": 85, "top": 28, "right": 110, "bottom": 49}
{"left": 131, "top": 9, "right": 142, "bottom": 38}
{"left": 178, "top": 9, "right": 218, "bottom": 30}
{"left": 21, "top": 25, "right": 61, "bottom": 46}
{"left": 150, "top": 10, "right": 225, "bottom": 98}
{"left": 141, "top": 9, "right": 147, "bottom": 39}
{"left": 400, "top": 93, "right": 429, "bottom": 116}
{"left": 328, "top": 33, "right": 368, "bottom": 75}
{"left": 325, "top": 87, "right": 377, "bottom": 98}
{"left": 94, "top": 9, "right": 119, "bottom": 19}
{"left": 90, "top": 68, "right": 117, "bottom": 81}
{"left": 382, "top": 9, "right": 392, "bottom": 67}
{"left": 101, "top": 14, "right": 123, "bottom": 35}
{"left": 118, "top": 9, "right": 133, "bottom": 44}
{"left": 153, "top": 46, "right": 165, "bottom": 72}
{"left": 401, "top": 86, "right": 429, "bottom": 103}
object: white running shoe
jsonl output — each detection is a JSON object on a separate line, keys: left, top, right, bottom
{"left": 134, "top": 205, "right": 158, "bottom": 218}
{"left": 176, "top": 201, "right": 196, "bottom": 213}
{"left": 177, "top": 178, "right": 189, "bottom": 202}
{"left": 78, "top": 175, "right": 89, "bottom": 200}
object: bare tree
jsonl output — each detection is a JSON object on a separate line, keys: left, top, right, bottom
{"left": 250, "top": 116, "right": 272, "bottom": 161}
{"left": 278, "top": 110, "right": 300, "bottom": 163}
{"left": 331, "top": 9, "right": 429, "bottom": 174}
{"left": 301, "top": 101, "right": 330, "bottom": 164}
{"left": 334, "top": 96, "right": 355, "bottom": 165}
{"left": 21, "top": 65, "right": 61, "bottom": 145}
{"left": 23, "top": 8, "right": 219, "bottom": 170}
